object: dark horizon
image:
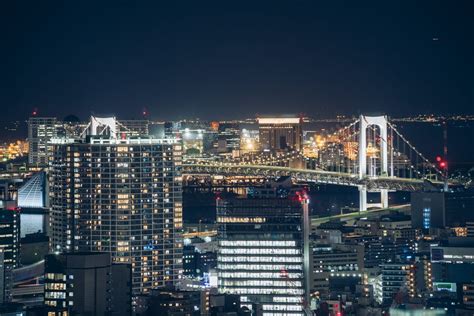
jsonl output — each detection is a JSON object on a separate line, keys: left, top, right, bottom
{"left": 2, "top": 1, "right": 473, "bottom": 122}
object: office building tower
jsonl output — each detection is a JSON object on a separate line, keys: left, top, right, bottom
{"left": 430, "top": 239, "right": 474, "bottom": 285}
{"left": 216, "top": 196, "right": 310, "bottom": 315}
{"left": 0, "top": 207, "right": 20, "bottom": 269}
{"left": 311, "top": 243, "right": 364, "bottom": 297}
{"left": 48, "top": 116, "right": 183, "bottom": 295}
{"left": 183, "top": 244, "right": 217, "bottom": 279}
{"left": 215, "top": 123, "right": 241, "bottom": 154}
{"left": 411, "top": 190, "right": 474, "bottom": 229}
{"left": 28, "top": 117, "right": 62, "bottom": 166}
{"left": 363, "top": 238, "right": 413, "bottom": 268}
{"left": 44, "top": 252, "right": 132, "bottom": 315}
{"left": 258, "top": 116, "right": 303, "bottom": 152}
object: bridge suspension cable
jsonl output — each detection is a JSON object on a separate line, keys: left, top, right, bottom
{"left": 387, "top": 122, "right": 444, "bottom": 179}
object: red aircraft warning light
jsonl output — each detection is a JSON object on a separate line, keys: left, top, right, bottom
{"left": 436, "top": 155, "right": 447, "bottom": 169}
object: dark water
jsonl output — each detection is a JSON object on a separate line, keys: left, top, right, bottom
{"left": 20, "top": 214, "right": 45, "bottom": 237}
{"left": 183, "top": 185, "right": 411, "bottom": 222}
{"left": 395, "top": 122, "right": 474, "bottom": 173}
{"left": 306, "top": 184, "right": 410, "bottom": 217}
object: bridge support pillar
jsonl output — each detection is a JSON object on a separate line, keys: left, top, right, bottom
{"left": 380, "top": 189, "right": 389, "bottom": 209}
{"left": 359, "top": 115, "right": 389, "bottom": 179}
{"left": 359, "top": 186, "right": 367, "bottom": 212}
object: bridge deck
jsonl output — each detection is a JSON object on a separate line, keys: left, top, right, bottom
{"left": 182, "top": 163, "right": 443, "bottom": 191}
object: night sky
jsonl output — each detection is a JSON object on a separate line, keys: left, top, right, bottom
{"left": 2, "top": 1, "right": 473, "bottom": 121}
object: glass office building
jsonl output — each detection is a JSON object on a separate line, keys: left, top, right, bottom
{"left": 216, "top": 197, "right": 310, "bottom": 315}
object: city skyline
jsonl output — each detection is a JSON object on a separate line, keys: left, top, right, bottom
{"left": 3, "top": 2, "right": 473, "bottom": 122}
{"left": 1, "top": 2, "right": 473, "bottom": 315}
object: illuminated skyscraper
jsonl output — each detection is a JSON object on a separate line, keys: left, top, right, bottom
{"left": 28, "top": 117, "right": 62, "bottom": 166}
{"left": 216, "top": 196, "right": 310, "bottom": 315}
{"left": 258, "top": 116, "right": 303, "bottom": 152}
{"left": 49, "top": 118, "right": 183, "bottom": 295}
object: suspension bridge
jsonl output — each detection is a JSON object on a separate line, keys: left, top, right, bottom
{"left": 182, "top": 115, "right": 448, "bottom": 211}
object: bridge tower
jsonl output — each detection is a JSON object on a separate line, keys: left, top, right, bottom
{"left": 358, "top": 115, "right": 390, "bottom": 211}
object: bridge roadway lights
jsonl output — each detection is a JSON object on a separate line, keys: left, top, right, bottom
{"left": 359, "top": 187, "right": 389, "bottom": 212}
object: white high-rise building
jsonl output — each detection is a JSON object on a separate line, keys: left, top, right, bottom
{"left": 48, "top": 116, "right": 183, "bottom": 295}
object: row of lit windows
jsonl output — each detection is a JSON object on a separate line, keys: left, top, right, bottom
{"left": 220, "top": 287, "right": 304, "bottom": 295}
{"left": 219, "top": 272, "right": 302, "bottom": 280}
{"left": 262, "top": 304, "right": 302, "bottom": 311}
{"left": 221, "top": 280, "right": 302, "bottom": 287}
{"left": 218, "top": 256, "right": 302, "bottom": 263}
{"left": 220, "top": 248, "right": 300, "bottom": 255}
{"left": 272, "top": 297, "right": 303, "bottom": 303}
{"left": 45, "top": 291, "right": 66, "bottom": 299}
{"left": 45, "top": 273, "right": 66, "bottom": 281}
{"left": 217, "top": 216, "right": 266, "bottom": 223}
{"left": 45, "top": 283, "right": 66, "bottom": 290}
{"left": 219, "top": 240, "right": 296, "bottom": 247}
{"left": 219, "top": 264, "right": 302, "bottom": 271}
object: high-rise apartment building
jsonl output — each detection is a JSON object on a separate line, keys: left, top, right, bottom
{"left": 411, "top": 191, "right": 474, "bottom": 230}
{"left": 48, "top": 117, "right": 183, "bottom": 295}
{"left": 28, "top": 117, "right": 62, "bottom": 166}
{"left": 380, "top": 262, "right": 416, "bottom": 305}
{"left": 258, "top": 116, "right": 303, "bottom": 152}
{"left": 216, "top": 196, "right": 310, "bottom": 315}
